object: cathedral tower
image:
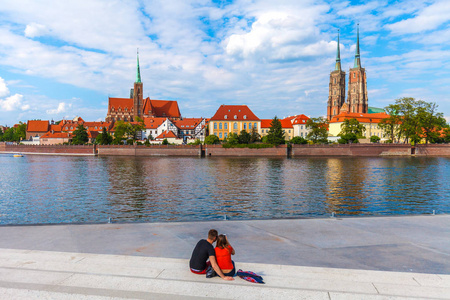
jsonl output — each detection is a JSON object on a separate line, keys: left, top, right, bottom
{"left": 327, "top": 30, "right": 346, "bottom": 121}
{"left": 133, "top": 50, "right": 143, "bottom": 121}
{"left": 347, "top": 25, "right": 368, "bottom": 114}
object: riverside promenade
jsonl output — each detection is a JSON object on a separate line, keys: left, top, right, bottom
{"left": 0, "top": 215, "right": 449, "bottom": 299}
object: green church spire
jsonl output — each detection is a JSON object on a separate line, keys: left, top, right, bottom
{"left": 335, "top": 29, "right": 341, "bottom": 71}
{"left": 354, "top": 24, "right": 361, "bottom": 68}
{"left": 136, "top": 49, "right": 142, "bottom": 83}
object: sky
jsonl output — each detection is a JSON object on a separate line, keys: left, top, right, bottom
{"left": 1, "top": 0, "right": 450, "bottom": 126}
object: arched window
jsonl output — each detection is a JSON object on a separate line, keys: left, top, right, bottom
{"left": 219, "top": 123, "right": 222, "bottom": 129}
{"left": 234, "top": 122, "right": 237, "bottom": 130}
{"left": 214, "top": 123, "right": 217, "bottom": 129}
{"left": 243, "top": 115, "right": 247, "bottom": 119}
{"left": 333, "top": 109, "right": 336, "bottom": 115}
{"left": 254, "top": 123, "right": 257, "bottom": 129}
{"left": 249, "top": 123, "right": 252, "bottom": 130}
{"left": 244, "top": 123, "right": 247, "bottom": 130}
{"left": 224, "top": 123, "right": 228, "bottom": 130}
{"left": 224, "top": 132, "right": 228, "bottom": 138}
{"left": 219, "top": 132, "right": 222, "bottom": 139}
{"left": 334, "top": 78, "right": 336, "bottom": 84}
{"left": 224, "top": 115, "right": 227, "bottom": 119}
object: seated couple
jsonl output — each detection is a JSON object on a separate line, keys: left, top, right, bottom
{"left": 189, "top": 229, "right": 235, "bottom": 281}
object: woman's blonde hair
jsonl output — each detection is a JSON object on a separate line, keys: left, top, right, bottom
{"left": 216, "top": 234, "right": 228, "bottom": 249}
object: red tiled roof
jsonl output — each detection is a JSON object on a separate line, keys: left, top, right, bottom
{"left": 261, "top": 118, "right": 293, "bottom": 129}
{"left": 156, "top": 130, "right": 177, "bottom": 139}
{"left": 27, "top": 120, "right": 49, "bottom": 132}
{"left": 143, "top": 117, "right": 166, "bottom": 129}
{"left": 84, "top": 122, "right": 111, "bottom": 132}
{"left": 330, "top": 112, "right": 389, "bottom": 124}
{"left": 41, "top": 131, "right": 72, "bottom": 139}
{"left": 210, "top": 105, "right": 259, "bottom": 121}
{"left": 146, "top": 99, "right": 181, "bottom": 118}
{"left": 172, "top": 118, "right": 203, "bottom": 129}
{"left": 292, "top": 114, "right": 310, "bottom": 125}
{"left": 109, "top": 98, "right": 133, "bottom": 110}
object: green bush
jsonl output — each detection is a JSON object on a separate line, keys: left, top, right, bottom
{"left": 204, "top": 135, "right": 220, "bottom": 145}
{"left": 222, "top": 143, "right": 274, "bottom": 149}
{"left": 162, "top": 138, "right": 169, "bottom": 145}
{"left": 370, "top": 135, "right": 381, "bottom": 143}
{"left": 290, "top": 136, "right": 308, "bottom": 144}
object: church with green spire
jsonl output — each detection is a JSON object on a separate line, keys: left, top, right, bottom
{"left": 327, "top": 24, "right": 368, "bottom": 121}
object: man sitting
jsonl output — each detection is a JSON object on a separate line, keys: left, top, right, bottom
{"left": 189, "top": 229, "right": 234, "bottom": 281}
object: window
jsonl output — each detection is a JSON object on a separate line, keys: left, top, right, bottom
{"left": 214, "top": 123, "right": 217, "bottom": 129}
{"left": 353, "top": 73, "right": 355, "bottom": 78}
{"left": 219, "top": 132, "right": 222, "bottom": 139}
{"left": 224, "top": 115, "right": 227, "bottom": 119}
{"left": 334, "top": 90, "right": 336, "bottom": 95}
{"left": 100, "top": 127, "right": 102, "bottom": 129}
{"left": 234, "top": 115, "right": 237, "bottom": 119}
{"left": 219, "top": 123, "right": 222, "bottom": 129}
{"left": 234, "top": 122, "right": 237, "bottom": 129}
{"left": 301, "top": 132, "right": 303, "bottom": 137}
{"left": 224, "top": 123, "right": 228, "bottom": 129}
{"left": 334, "top": 78, "right": 336, "bottom": 84}
{"left": 301, "top": 125, "right": 303, "bottom": 130}
{"left": 254, "top": 123, "right": 257, "bottom": 129}
{"left": 289, "top": 130, "right": 291, "bottom": 133}
{"left": 244, "top": 123, "right": 247, "bottom": 130}
{"left": 70, "top": 126, "right": 73, "bottom": 130}
{"left": 65, "top": 127, "right": 68, "bottom": 130}
{"left": 249, "top": 123, "right": 252, "bottom": 129}
{"left": 243, "top": 115, "right": 247, "bottom": 119}
{"left": 224, "top": 132, "right": 228, "bottom": 138}
{"left": 214, "top": 132, "right": 217, "bottom": 136}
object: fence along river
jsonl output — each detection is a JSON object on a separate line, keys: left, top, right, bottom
{"left": 0, "top": 155, "right": 449, "bottom": 225}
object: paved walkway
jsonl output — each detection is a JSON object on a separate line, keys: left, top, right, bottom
{"left": 0, "top": 215, "right": 449, "bottom": 299}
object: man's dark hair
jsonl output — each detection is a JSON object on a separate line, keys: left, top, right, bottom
{"left": 208, "top": 229, "right": 218, "bottom": 241}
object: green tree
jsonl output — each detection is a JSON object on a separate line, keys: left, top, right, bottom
{"left": 339, "top": 118, "right": 366, "bottom": 137}
{"left": 417, "top": 102, "right": 446, "bottom": 144}
{"left": 113, "top": 121, "right": 128, "bottom": 144}
{"left": 266, "top": 116, "right": 285, "bottom": 145}
{"left": 96, "top": 127, "right": 113, "bottom": 145}
{"left": 0, "top": 128, "right": 3, "bottom": 142}
{"left": 338, "top": 133, "right": 359, "bottom": 144}
{"left": 72, "top": 124, "right": 89, "bottom": 145}
{"left": 370, "top": 135, "right": 381, "bottom": 143}
{"left": 161, "top": 138, "right": 169, "bottom": 145}
{"left": 250, "top": 127, "right": 261, "bottom": 143}
{"left": 290, "top": 136, "right": 307, "bottom": 144}
{"left": 127, "top": 117, "right": 145, "bottom": 141}
{"left": 3, "top": 127, "right": 15, "bottom": 142}
{"left": 238, "top": 130, "right": 251, "bottom": 144}
{"left": 227, "top": 132, "right": 239, "bottom": 145}
{"left": 306, "top": 117, "right": 328, "bottom": 144}
{"left": 14, "top": 122, "right": 26, "bottom": 142}
{"left": 204, "top": 135, "right": 220, "bottom": 144}
{"left": 378, "top": 104, "right": 401, "bottom": 143}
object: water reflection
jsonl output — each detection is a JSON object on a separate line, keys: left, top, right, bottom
{"left": 0, "top": 155, "right": 449, "bottom": 225}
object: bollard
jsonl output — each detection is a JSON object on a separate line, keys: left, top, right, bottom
{"left": 108, "top": 217, "right": 112, "bottom": 223}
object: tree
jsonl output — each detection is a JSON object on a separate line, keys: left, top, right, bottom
{"left": 250, "top": 127, "right": 261, "bottom": 143}
{"left": 266, "top": 116, "right": 285, "bottom": 145}
{"left": 3, "top": 127, "right": 15, "bottom": 142}
{"left": 227, "top": 132, "right": 239, "bottom": 145}
{"left": 238, "top": 130, "right": 251, "bottom": 144}
{"left": 417, "top": 102, "right": 446, "bottom": 144}
{"left": 162, "top": 138, "right": 169, "bottom": 145}
{"left": 290, "top": 136, "right": 307, "bottom": 144}
{"left": 113, "top": 121, "right": 128, "bottom": 144}
{"left": 306, "top": 117, "right": 328, "bottom": 144}
{"left": 339, "top": 118, "right": 365, "bottom": 137}
{"left": 127, "top": 117, "right": 145, "bottom": 141}
{"left": 0, "top": 128, "right": 3, "bottom": 141}
{"left": 370, "top": 135, "right": 381, "bottom": 143}
{"left": 96, "top": 127, "right": 113, "bottom": 145}
{"left": 378, "top": 104, "right": 401, "bottom": 143}
{"left": 72, "top": 124, "right": 89, "bottom": 145}
{"left": 204, "top": 135, "right": 220, "bottom": 144}
{"left": 338, "top": 133, "right": 359, "bottom": 144}
{"left": 14, "top": 122, "right": 26, "bottom": 142}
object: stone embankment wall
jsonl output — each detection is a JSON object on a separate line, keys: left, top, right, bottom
{"left": 98, "top": 145, "right": 202, "bottom": 156}
{"left": 415, "top": 144, "right": 450, "bottom": 156}
{"left": 0, "top": 143, "right": 94, "bottom": 155}
{"left": 292, "top": 144, "right": 412, "bottom": 156}
{"left": 204, "top": 145, "right": 288, "bottom": 157}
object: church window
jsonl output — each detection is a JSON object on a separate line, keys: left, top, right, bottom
{"left": 352, "top": 106, "right": 355, "bottom": 113}
{"left": 334, "top": 78, "right": 336, "bottom": 84}
{"left": 234, "top": 122, "right": 237, "bottom": 130}
{"left": 219, "top": 123, "right": 222, "bottom": 129}
{"left": 334, "top": 90, "right": 336, "bottom": 95}
{"left": 353, "top": 73, "right": 356, "bottom": 78}
{"left": 214, "top": 123, "right": 217, "bottom": 130}
{"left": 333, "top": 109, "right": 336, "bottom": 115}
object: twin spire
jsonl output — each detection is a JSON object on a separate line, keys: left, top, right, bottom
{"left": 335, "top": 24, "right": 361, "bottom": 71}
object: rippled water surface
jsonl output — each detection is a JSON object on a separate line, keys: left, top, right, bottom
{"left": 0, "top": 155, "right": 449, "bottom": 224}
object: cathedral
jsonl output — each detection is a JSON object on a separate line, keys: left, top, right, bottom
{"left": 327, "top": 25, "right": 368, "bottom": 121}
{"left": 106, "top": 52, "right": 181, "bottom": 122}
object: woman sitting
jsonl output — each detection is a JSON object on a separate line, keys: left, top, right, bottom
{"left": 215, "top": 234, "right": 236, "bottom": 276}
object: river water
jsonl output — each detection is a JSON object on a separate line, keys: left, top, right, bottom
{"left": 0, "top": 155, "right": 449, "bottom": 225}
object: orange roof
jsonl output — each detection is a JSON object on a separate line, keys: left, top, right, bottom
{"left": 156, "top": 130, "right": 177, "bottom": 139}
{"left": 210, "top": 105, "right": 259, "bottom": 121}
{"left": 41, "top": 131, "right": 72, "bottom": 139}
{"left": 84, "top": 122, "right": 111, "bottom": 131}
{"left": 109, "top": 97, "right": 133, "bottom": 110}
{"left": 292, "top": 114, "right": 310, "bottom": 125}
{"left": 27, "top": 120, "right": 49, "bottom": 132}
{"left": 145, "top": 99, "right": 181, "bottom": 119}
{"left": 330, "top": 112, "right": 390, "bottom": 124}
{"left": 143, "top": 117, "right": 166, "bottom": 129}
{"left": 172, "top": 118, "right": 203, "bottom": 129}
{"left": 50, "top": 124, "right": 62, "bottom": 131}
{"left": 261, "top": 118, "right": 293, "bottom": 129}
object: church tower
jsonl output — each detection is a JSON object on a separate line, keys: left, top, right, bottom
{"left": 327, "top": 30, "right": 346, "bottom": 121}
{"left": 347, "top": 25, "right": 368, "bottom": 114}
{"left": 133, "top": 50, "right": 143, "bottom": 121}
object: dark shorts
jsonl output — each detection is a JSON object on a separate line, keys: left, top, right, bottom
{"left": 223, "top": 261, "right": 236, "bottom": 277}
{"left": 190, "top": 261, "right": 211, "bottom": 274}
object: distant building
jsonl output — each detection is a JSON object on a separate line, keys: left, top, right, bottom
{"left": 291, "top": 114, "right": 310, "bottom": 138}
{"left": 26, "top": 120, "right": 49, "bottom": 140}
{"left": 329, "top": 111, "right": 389, "bottom": 138}
{"left": 327, "top": 25, "right": 368, "bottom": 121}
{"left": 209, "top": 105, "right": 260, "bottom": 140}
{"left": 105, "top": 52, "right": 181, "bottom": 122}
{"left": 40, "top": 131, "right": 72, "bottom": 145}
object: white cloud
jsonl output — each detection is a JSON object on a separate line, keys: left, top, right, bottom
{"left": 0, "top": 77, "right": 10, "bottom": 98}
{"left": 0, "top": 94, "right": 26, "bottom": 111}
{"left": 46, "top": 102, "right": 71, "bottom": 114}
{"left": 386, "top": 0, "right": 450, "bottom": 34}
{"left": 24, "top": 23, "right": 49, "bottom": 38}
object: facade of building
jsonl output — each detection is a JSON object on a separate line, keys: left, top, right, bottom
{"left": 172, "top": 118, "right": 206, "bottom": 142}
{"left": 328, "top": 112, "right": 389, "bottom": 138}
{"left": 260, "top": 118, "right": 295, "bottom": 140}
{"left": 106, "top": 53, "right": 181, "bottom": 122}
{"left": 209, "top": 105, "right": 260, "bottom": 140}
{"left": 40, "top": 132, "right": 72, "bottom": 145}
{"left": 327, "top": 26, "right": 368, "bottom": 121}
{"left": 291, "top": 114, "right": 310, "bottom": 138}
{"left": 26, "top": 120, "right": 49, "bottom": 140}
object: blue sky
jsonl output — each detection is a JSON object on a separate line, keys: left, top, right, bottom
{"left": 1, "top": 0, "right": 450, "bottom": 126}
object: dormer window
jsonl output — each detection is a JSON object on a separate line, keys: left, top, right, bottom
{"left": 70, "top": 126, "right": 73, "bottom": 130}
{"left": 224, "top": 115, "right": 227, "bottom": 119}
{"left": 243, "top": 115, "right": 247, "bottom": 119}
{"left": 234, "top": 115, "right": 237, "bottom": 119}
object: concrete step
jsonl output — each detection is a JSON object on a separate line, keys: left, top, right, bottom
{"left": 0, "top": 248, "right": 448, "bottom": 299}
